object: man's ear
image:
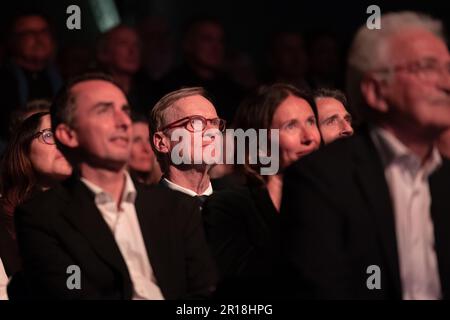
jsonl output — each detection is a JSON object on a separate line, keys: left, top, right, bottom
{"left": 55, "top": 124, "right": 79, "bottom": 148}
{"left": 360, "top": 73, "right": 390, "bottom": 113}
{"left": 152, "top": 131, "right": 170, "bottom": 154}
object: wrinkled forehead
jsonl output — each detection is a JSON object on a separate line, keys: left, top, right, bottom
{"left": 316, "top": 97, "right": 347, "bottom": 113}
{"left": 387, "top": 28, "right": 449, "bottom": 63}
{"left": 166, "top": 95, "right": 218, "bottom": 122}
{"left": 71, "top": 80, "right": 128, "bottom": 112}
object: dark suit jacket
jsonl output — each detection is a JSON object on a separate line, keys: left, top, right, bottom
{"left": 281, "top": 128, "right": 450, "bottom": 299}
{"left": 11, "top": 177, "right": 217, "bottom": 300}
{"left": 203, "top": 185, "right": 281, "bottom": 298}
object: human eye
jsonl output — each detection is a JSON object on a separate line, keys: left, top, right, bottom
{"left": 324, "top": 116, "right": 338, "bottom": 126}
{"left": 97, "top": 104, "right": 112, "bottom": 115}
{"left": 190, "top": 117, "right": 205, "bottom": 131}
{"left": 307, "top": 116, "right": 317, "bottom": 126}
{"left": 283, "top": 120, "right": 298, "bottom": 130}
{"left": 122, "top": 105, "right": 132, "bottom": 116}
{"left": 344, "top": 114, "right": 353, "bottom": 124}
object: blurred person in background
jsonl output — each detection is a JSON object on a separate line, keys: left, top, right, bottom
{"left": 307, "top": 31, "right": 344, "bottom": 90}
{"left": 96, "top": 25, "right": 160, "bottom": 115}
{"left": 137, "top": 16, "right": 174, "bottom": 82}
{"left": 265, "top": 30, "right": 309, "bottom": 90}
{"left": 129, "top": 113, "right": 162, "bottom": 185}
{"left": 161, "top": 16, "right": 243, "bottom": 123}
{"left": 282, "top": 11, "right": 450, "bottom": 300}
{"left": 0, "top": 13, "right": 62, "bottom": 141}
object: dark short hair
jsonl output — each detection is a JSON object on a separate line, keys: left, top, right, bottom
{"left": 50, "top": 72, "right": 124, "bottom": 131}
{"left": 314, "top": 88, "right": 348, "bottom": 108}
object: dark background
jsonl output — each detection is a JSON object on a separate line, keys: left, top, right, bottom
{"left": 0, "top": 0, "right": 448, "bottom": 65}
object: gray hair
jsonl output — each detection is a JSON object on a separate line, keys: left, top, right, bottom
{"left": 346, "top": 11, "right": 445, "bottom": 121}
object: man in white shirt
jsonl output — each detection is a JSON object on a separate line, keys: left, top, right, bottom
{"left": 281, "top": 11, "right": 450, "bottom": 299}
{"left": 150, "top": 87, "right": 225, "bottom": 203}
{"left": 11, "top": 73, "right": 217, "bottom": 300}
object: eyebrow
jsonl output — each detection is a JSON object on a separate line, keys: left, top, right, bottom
{"left": 91, "top": 101, "right": 114, "bottom": 111}
{"left": 321, "top": 114, "right": 339, "bottom": 124}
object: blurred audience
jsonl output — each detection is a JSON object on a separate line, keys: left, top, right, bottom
{"left": 314, "top": 88, "right": 353, "bottom": 144}
{"left": 282, "top": 11, "right": 450, "bottom": 299}
{"left": 137, "top": 16, "right": 174, "bottom": 82}
{"left": 161, "top": 16, "right": 243, "bottom": 123}
{"left": 129, "top": 113, "right": 162, "bottom": 185}
{"left": 0, "top": 13, "right": 62, "bottom": 140}
{"left": 265, "top": 30, "right": 309, "bottom": 90}
{"left": 96, "top": 25, "right": 159, "bottom": 115}
{"left": 58, "top": 45, "right": 94, "bottom": 80}
{"left": 203, "top": 84, "right": 321, "bottom": 298}
{"left": 307, "top": 31, "right": 343, "bottom": 90}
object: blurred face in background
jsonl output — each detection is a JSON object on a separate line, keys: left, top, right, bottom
{"left": 373, "top": 29, "right": 450, "bottom": 137}
{"left": 271, "top": 95, "right": 321, "bottom": 169}
{"left": 316, "top": 97, "right": 353, "bottom": 144}
{"left": 29, "top": 114, "right": 72, "bottom": 183}
{"left": 129, "top": 122, "right": 159, "bottom": 174}
{"left": 99, "top": 26, "right": 142, "bottom": 75}
{"left": 12, "top": 15, "right": 55, "bottom": 71}
{"left": 184, "top": 21, "right": 225, "bottom": 71}
{"left": 271, "top": 32, "right": 308, "bottom": 79}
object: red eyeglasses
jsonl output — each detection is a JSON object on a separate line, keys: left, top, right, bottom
{"left": 160, "top": 115, "right": 226, "bottom": 133}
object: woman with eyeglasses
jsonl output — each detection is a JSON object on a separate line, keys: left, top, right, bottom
{"left": 0, "top": 112, "right": 72, "bottom": 298}
{"left": 202, "top": 84, "right": 322, "bottom": 299}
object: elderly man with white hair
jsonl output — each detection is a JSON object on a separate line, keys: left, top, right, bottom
{"left": 281, "top": 11, "right": 450, "bottom": 300}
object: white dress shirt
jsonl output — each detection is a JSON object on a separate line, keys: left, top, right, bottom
{"left": 161, "top": 177, "right": 213, "bottom": 197}
{"left": 81, "top": 172, "right": 164, "bottom": 300}
{"left": 371, "top": 127, "right": 442, "bottom": 300}
{"left": 0, "top": 258, "right": 8, "bottom": 300}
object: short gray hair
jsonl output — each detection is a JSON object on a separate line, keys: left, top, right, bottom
{"left": 148, "top": 87, "right": 208, "bottom": 134}
{"left": 346, "top": 11, "right": 445, "bottom": 120}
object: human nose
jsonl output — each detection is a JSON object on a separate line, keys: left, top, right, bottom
{"left": 300, "top": 127, "right": 316, "bottom": 146}
{"left": 339, "top": 119, "right": 354, "bottom": 137}
{"left": 115, "top": 109, "right": 131, "bottom": 129}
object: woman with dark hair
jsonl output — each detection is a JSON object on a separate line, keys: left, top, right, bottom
{"left": 203, "top": 83, "right": 321, "bottom": 298}
{"left": 128, "top": 112, "right": 162, "bottom": 185}
{"left": 0, "top": 112, "right": 72, "bottom": 293}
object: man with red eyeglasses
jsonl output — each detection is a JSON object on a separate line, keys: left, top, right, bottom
{"left": 149, "top": 87, "right": 225, "bottom": 208}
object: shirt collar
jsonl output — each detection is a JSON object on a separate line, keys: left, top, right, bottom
{"left": 370, "top": 126, "right": 442, "bottom": 177}
{"left": 81, "top": 171, "right": 137, "bottom": 205}
{"left": 161, "top": 177, "right": 213, "bottom": 197}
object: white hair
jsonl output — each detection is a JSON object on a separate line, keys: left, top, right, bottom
{"left": 346, "top": 11, "right": 446, "bottom": 120}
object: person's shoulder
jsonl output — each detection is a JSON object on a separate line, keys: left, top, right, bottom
{"left": 287, "top": 131, "right": 370, "bottom": 177}
{"left": 136, "top": 183, "right": 199, "bottom": 214}
{"left": 14, "top": 184, "right": 69, "bottom": 228}
{"left": 204, "top": 185, "right": 255, "bottom": 217}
